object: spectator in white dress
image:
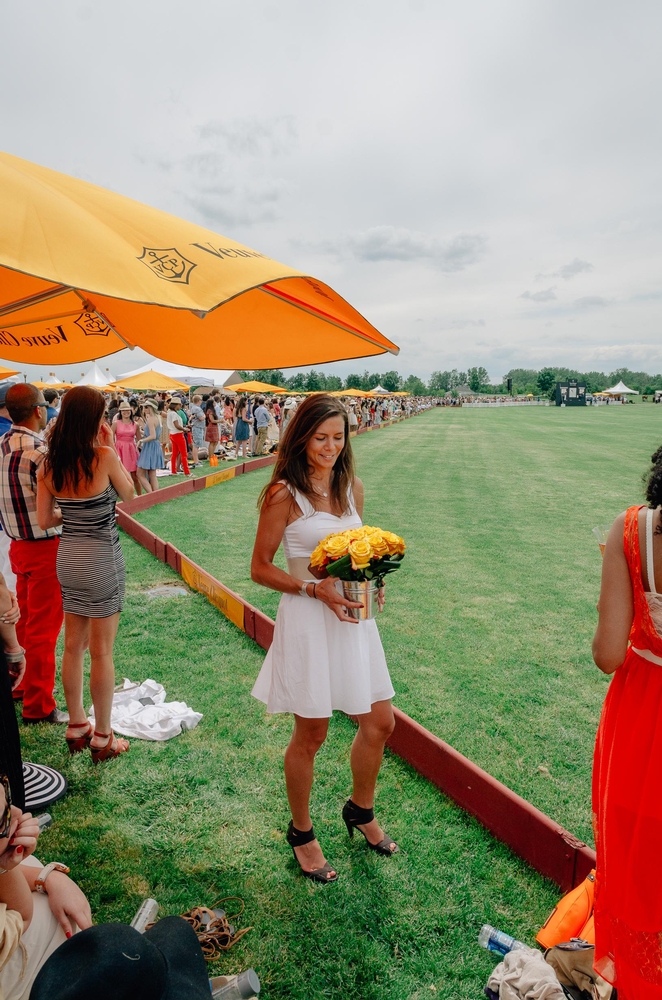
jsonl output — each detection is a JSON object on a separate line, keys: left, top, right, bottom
{"left": 251, "top": 394, "right": 398, "bottom": 885}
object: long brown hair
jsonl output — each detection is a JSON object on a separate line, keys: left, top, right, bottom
{"left": 259, "top": 394, "right": 354, "bottom": 513}
{"left": 45, "top": 386, "right": 106, "bottom": 492}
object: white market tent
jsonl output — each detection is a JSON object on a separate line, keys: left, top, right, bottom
{"left": 371, "top": 384, "right": 390, "bottom": 394}
{"left": 74, "top": 362, "right": 114, "bottom": 387}
{"left": 42, "top": 373, "right": 63, "bottom": 385}
{"left": 603, "top": 380, "right": 639, "bottom": 395}
{"left": 118, "top": 359, "right": 238, "bottom": 387}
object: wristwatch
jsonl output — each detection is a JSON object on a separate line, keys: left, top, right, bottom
{"left": 35, "top": 862, "right": 70, "bottom": 894}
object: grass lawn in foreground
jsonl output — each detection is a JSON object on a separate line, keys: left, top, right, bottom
{"left": 138, "top": 403, "right": 662, "bottom": 846}
{"left": 20, "top": 536, "right": 559, "bottom": 1000}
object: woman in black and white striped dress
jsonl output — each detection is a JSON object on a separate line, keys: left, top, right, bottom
{"left": 37, "top": 388, "right": 135, "bottom": 763}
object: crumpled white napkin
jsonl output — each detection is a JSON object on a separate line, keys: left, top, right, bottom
{"left": 89, "top": 678, "right": 203, "bottom": 741}
{"left": 488, "top": 946, "right": 564, "bottom": 1000}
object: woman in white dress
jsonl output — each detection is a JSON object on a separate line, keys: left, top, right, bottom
{"left": 251, "top": 395, "right": 398, "bottom": 884}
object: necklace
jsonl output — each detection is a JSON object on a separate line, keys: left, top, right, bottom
{"left": 312, "top": 483, "right": 329, "bottom": 498}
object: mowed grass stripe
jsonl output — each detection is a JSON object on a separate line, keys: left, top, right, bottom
{"left": 138, "top": 405, "right": 662, "bottom": 844}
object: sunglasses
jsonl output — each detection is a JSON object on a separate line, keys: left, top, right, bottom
{"left": 0, "top": 773, "right": 11, "bottom": 840}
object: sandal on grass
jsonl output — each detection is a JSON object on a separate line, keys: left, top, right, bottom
{"left": 66, "top": 721, "right": 93, "bottom": 755}
{"left": 342, "top": 799, "right": 399, "bottom": 856}
{"left": 286, "top": 821, "right": 338, "bottom": 884}
{"left": 90, "top": 730, "right": 130, "bottom": 765}
{"left": 178, "top": 899, "right": 252, "bottom": 960}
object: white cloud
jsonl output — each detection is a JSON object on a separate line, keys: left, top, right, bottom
{"left": 573, "top": 296, "right": 609, "bottom": 308}
{"left": 536, "top": 258, "right": 594, "bottom": 281}
{"left": 520, "top": 287, "right": 557, "bottom": 302}
{"left": 304, "top": 227, "right": 487, "bottom": 270}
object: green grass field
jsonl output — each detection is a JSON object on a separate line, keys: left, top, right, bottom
{"left": 139, "top": 404, "right": 662, "bottom": 844}
{"left": 20, "top": 404, "right": 660, "bottom": 999}
{"left": 20, "top": 534, "right": 560, "bottom": 1000}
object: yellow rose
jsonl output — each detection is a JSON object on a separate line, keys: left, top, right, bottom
{"left": 349, "top": 537, "right": 373, "bottom": 570}
{"left": 346, "top": 527, "right": 365, "bottom": 540}
{"left": 382, "top": 531, "right": 406, "bottom": 556}
{"left": 368, "top": 534, "right": 390, "bottom": 558}
{"left": 310, "top": 544, "right": 328, "bottom": 569}
{"left": 322, "top": 532, "right": 351, "bottom": 561}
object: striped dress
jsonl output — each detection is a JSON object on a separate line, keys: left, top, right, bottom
{"left": 55, "top": 484, "right": 125, "bottom": 617}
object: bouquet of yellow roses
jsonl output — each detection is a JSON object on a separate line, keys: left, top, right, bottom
{"left": 310, "top": 526, "right": 406, "bottom": 585}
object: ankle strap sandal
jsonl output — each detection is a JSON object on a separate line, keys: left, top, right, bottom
{"left": 286, "top": 821, "right": 338, "bottom": 884}
{"left": 342, "top": 799, "right": 399, "bottom": 856}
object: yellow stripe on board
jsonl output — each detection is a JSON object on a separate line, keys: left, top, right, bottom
{"left": 204, "top": 467, "right": 236, "bottom": 488}
{"left": 180, "top": 556, "right": 245, "bottom": 631}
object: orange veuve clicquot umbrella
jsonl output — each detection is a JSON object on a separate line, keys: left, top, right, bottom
{"left": 0, "top": 152, "right": 399, "bottom": 369}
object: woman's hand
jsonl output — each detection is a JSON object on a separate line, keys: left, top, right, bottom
{"left": 44, "top": 872, "right": 93, "bottom": 937}
{"left": 313, "top": 576, "right": 363, "bottom": 623}
{"left": 97, "top": 422, "right": 115, "bottom": 449}
{"left": 378, "top": 585, "right": 385, "bottom": 612}
{"left": 1, "top": 593, "right": 20, "bottom": 625}
{"left": 7, "top": 653, "right": 26, "bottom": 691}
{"left": 0, "top": 809, "right": 39, "bottom": 871}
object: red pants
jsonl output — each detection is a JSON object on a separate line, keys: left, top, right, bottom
{"left": 10, "top": 538, "right": 63, "bottom": 720}
{"left": 170, "top": 433, "right": 190, "bottom": 475}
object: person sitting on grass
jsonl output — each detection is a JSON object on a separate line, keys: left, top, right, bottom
{"left": 0, "top": 772, "right": 93, "bottom": 1000}
{"left": 0, "top": 773, "right": 213, "bottom": 1000}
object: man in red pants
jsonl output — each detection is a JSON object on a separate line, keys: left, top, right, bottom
{"left": 0, "top": 384, "right": 67, "bottom": 724}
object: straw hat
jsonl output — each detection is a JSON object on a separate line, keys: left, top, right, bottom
{"left": 143, "top": 398, "right": 159, "bottom": 411}
{"left": 118, "top": 401, "right": 132, "bottom": 412}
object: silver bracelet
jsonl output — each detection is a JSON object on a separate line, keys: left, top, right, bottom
{"left": 4, "top": 646, "right": 25, "bottom": 664}
{"left": 299, "top": 583, "right": 310, "bottom": 598}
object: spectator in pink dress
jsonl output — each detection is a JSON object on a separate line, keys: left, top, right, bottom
{"left": 112, "top": 403, "right": 141, "bottom": 496}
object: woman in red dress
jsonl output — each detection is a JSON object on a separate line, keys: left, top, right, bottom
{"left": 592, "top": 447, "right": 662, "bottom": 996}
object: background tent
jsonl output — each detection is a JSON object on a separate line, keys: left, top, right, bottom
{"left": 603, "top": 380, "right": 639, "bottom": 395}
{"left": 74, "top": 362, "right": 115, "bottom": 388}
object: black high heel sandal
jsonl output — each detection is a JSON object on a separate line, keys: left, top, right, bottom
{"left": 286, "top": 821, "right": 338, "bottom": 884}
{"left": 342, "top": 799, "right": 399, "bottom": 856}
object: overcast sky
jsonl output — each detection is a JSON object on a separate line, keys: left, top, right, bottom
{"left": 2, "top": 0, "right": 661, "bottom": 383}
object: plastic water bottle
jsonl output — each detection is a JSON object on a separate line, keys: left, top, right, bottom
{"left": 478, "top": 924, "right": 527, "bottom": 956}
{"left": 130, "top": 898, "right": 159, "bottom": 934}
{"left": 210, "top": 969, "right": 261, "bottom": 998}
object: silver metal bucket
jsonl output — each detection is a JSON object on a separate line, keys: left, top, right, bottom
{"left": 342, "top": 579, "right": 380, "bottom": 620}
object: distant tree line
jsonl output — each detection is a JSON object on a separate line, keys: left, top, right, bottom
{"left": 501, "top": 367, "right": 662, "bottom": 398}
{"left": 239, "top": 369, "right": 430, "bottom": 395}
{"left": 238, "top": 366, "right": 662, "bottom": 398}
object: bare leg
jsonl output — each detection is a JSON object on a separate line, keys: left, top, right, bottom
{"left": 136, "top": 468, "right": 152, "bottom": 493}
{"left": 284, "top": 715, "right": 334, "bottom": 874}
{"left": 148, "top": 470, "right": 158, "bottom": 491}
{"left": 350, "top": 699, "right": 395, "bottom": 844}
{"left": 61, "top": 613, "right": 90, "bottom": 737}
{"left": 88, "top": 613, "right": 126, "bottom": 750}
{"left": 131, "top": 471, "right": 142, "bottom": 496}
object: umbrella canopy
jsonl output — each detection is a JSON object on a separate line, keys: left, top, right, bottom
{"left": 225, "top": 380, "right": 288, "bottom": 394}
{"left": 117, "top": 359, "right": 237, "bottom": 387}
{"left": 329, "top": 387, "right": 371, "bottom": 397}
{"left": 110, "top": 370, "right": 191, "bottom": 392}
{"left": 0, "top": 365, "right": 21, "bottom": 379}
{"left": 603, "top": 380, "right": 639, "bottom": 395}
{"left": 0, "top": 152, "right": 399, "bottom": 369}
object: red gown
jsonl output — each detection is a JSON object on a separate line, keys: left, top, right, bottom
{"left": 593, "top": 505, "right": 662, "bottom": 995}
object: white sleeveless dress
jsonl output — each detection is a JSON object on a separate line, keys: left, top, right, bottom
{"left": 251, "top": 484, "right": 395, "bottom": 718}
